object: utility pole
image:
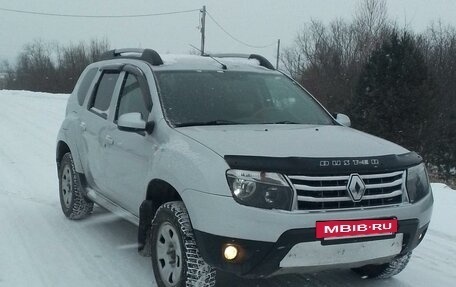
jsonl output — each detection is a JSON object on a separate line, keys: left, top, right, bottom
{"left": 276, "top": 39, "right": 281, "bottom": 69}
{"left": 200, "top": 6, "right": 206, "bottom": 55}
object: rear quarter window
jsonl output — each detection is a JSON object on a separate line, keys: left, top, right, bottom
{"left": 77, "top": 68, "right": 98, "bottom": 106}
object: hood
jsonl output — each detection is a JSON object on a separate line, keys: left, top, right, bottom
{"left": 176, "top": 124, "right": 409, "bottom": 158}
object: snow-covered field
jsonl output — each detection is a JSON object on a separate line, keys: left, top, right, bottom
{"left": 0, "top": 90, "right": 455, "bottom": 287}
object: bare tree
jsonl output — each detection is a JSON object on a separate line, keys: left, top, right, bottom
{"left": 12, "top": 40, "right": 57, "bottom": 92}
{"left": 6, "top": 38, "right": 110, "bottom": 93}
{"left": 354, "top": 0, "right": 388, "bottom": 35}
{"left": 281, "top": 0, "right": 392, "bottom": 112}
{"left": 353, "top": 0, "right": 390, "bottom": 64}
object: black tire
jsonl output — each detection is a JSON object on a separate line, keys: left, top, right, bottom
{"left": 59, "top": 152, "right": 93, "bottom": 219}
{"left": 352, "top": 252, "right": 412, "bottom": 279}
{"left": 151, "top": 201, "right": 216, "bottom": 287}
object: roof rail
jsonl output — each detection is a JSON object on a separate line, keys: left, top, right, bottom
{"left": 99, "top": 48, "right": 164, "bottom": 66}
{"left": 207, "top": 53, "right": 275, "bottom": 70}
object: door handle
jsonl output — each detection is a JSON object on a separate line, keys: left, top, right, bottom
{"left": 105, "top": 135, "right": 114, "bottom": 145}
{"left": 80, "top": 122, "right": 86, "bottom": 131}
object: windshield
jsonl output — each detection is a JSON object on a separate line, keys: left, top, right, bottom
{"left": 155, "top": 71, "right": 334, "bottom": 127}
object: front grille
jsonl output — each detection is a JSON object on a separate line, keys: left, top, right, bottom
{"left": 287, "top": 171, "right": 406, "bottom": 211}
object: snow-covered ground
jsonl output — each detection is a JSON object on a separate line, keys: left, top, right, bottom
{"left": 0, "top": 90, "right": 455, "bottom": 287}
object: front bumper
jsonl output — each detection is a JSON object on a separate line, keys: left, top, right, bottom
{"left": 194, "top": 219, "right": 429, "bottom": 278}
{"left": 181, "top": 188, "right": 432, "bottom": 277}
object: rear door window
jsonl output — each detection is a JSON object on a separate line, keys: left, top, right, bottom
{"left": 90, "top": 71, "right": 120, "bottom": 118}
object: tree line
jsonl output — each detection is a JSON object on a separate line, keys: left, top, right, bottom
{"left": 282, "top": 0, "right": 455, "bottom": 180}
{"left": 1, "top": 38, "right": 109, "bottom": 93}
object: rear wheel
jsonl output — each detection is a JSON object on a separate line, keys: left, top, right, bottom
{"left": 59, "top": 152, "right": 93, "bottom": 219}
{"left": 151, "top": 201, "right": 216, "bottom": 287}
{"left": 352, "top": 252, "right": 412, "bottom": 279}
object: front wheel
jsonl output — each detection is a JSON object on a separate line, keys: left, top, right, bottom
{"left": 352, "top": 252, "right": 412, "bottom": 279}
{"left": 151, "top": 201, "right": 216, "bottom": 287}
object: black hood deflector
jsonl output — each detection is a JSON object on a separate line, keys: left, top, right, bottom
{"left": 224, "top": 152, "right": 422, "bottom": 175}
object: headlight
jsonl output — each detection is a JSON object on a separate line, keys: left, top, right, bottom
{"left": 226, "top": 169, "right": 293, "bottom": 210}
{"left": 406, "top": 163, "right": 431, "bottom": 203}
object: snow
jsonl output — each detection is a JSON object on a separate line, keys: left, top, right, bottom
{"left": 0, "top": 90, "right": 455, "bottom": 286}
{"left": 160, "top": 53, "right": 262, "bottom": 68}
{"left": 160, "top": 54, "right": 204, "bottom": 65}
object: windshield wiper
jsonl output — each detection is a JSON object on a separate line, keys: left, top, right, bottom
{"left": 174, "top": 120, "right": 244, "bottom": 127}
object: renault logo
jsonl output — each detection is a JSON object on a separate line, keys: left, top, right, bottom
{"left": 347, "top": 174, "right": 366, "bottom": 202}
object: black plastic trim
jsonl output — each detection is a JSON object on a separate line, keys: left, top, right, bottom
{"left": 117, "top": 125, "right": 146, "bottom": 136}
{"left": 224, "top": 152, "right": 422, "bottom": 175}
{"left": 248, "top": 54, "right": 275, "bottom": 70}
{"left": 138, "top": 200, "right": 160, "bottom": 254}
{"left": 123, "top": 64, "right": 144, "bottom": 76}
{"left": 207, "top": 53, "right": 275, "bottom": 70}
{"left": 193, "top": 218, "right": 424, "bottom": 278}
{"left": 89, "top": 107, "right": 107, "bottom": 119}
{"left": 100, "top": 48, "right": 164, "bottom": 66}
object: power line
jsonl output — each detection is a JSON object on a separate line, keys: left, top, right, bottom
{"left": 0, "top": 7, "right": 199, "bottom": 18}
{"left": 206, "top": 11, "right": 276, "bottom": 49}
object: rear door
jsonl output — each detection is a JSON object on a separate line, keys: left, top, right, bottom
{"left": 80, "top": 67, "right": 122, "bottom": 194}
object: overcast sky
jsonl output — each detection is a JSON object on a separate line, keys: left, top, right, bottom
{"left": 1, "top": 0, "right": 456, "bottom": 65}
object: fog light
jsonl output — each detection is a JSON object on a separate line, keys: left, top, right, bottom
{"left": 223, "top": 245, "right": 238, "bottom": 261}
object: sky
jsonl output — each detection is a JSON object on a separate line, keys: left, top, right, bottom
{"left": 1, "top": 0, "right": 456, "bottom": 65}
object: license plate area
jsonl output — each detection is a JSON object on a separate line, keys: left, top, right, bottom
{"left": 316, "top": 218, "right": 398, "bottom": 240}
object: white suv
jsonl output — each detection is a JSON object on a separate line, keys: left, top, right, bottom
{"left": 56, "top": 48, "right": 433, "bottom": 287}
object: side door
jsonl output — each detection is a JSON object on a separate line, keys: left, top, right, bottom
{"left": 72, "top": 67, "right": 99, "bottom": 172}
{"left": 102, "top": 65, "right": 155, "bottom": 215}
{"left": 80, "top": 67, "right": 122, "bottom": 194}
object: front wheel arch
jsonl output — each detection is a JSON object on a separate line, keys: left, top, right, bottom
{"left": 138, "top": 179, "right": 183, "bottom": 255}
{"left": 56, "top": 141, "right": 70, "bottom": 171}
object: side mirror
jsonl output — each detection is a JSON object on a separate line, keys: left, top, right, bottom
{"left": 118, "top": 112, "right": 146, "bottom": 131}
{"left": 335, "top": 113, "right": 351, "bottom": 127}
